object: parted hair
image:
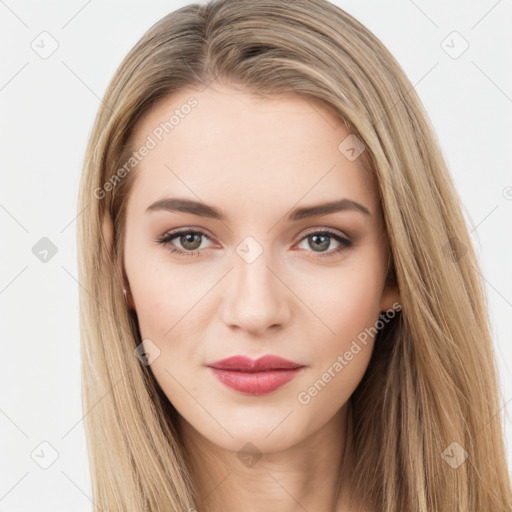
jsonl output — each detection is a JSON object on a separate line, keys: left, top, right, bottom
{"left": 76, "top": 0, "right": 512, "bottom": 510}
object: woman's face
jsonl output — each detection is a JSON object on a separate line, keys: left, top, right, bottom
{"left": 122, "top": 83, "right": 399, "bottom": 453}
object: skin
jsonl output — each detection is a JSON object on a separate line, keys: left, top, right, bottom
{"left": 122, "top": 82, "right": 400, "bottom": 512}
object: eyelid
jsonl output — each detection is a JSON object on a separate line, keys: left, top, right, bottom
{"left": 157, "top": 226, "right": 351, "bottom": 244}
{"left": 156, "top": 225, "right": 353, "bottom": 257}
{"left": 297, "top": 226, "right": 351, "bottom": 241}
{"left": 156, "top": 227, "right": 215, "bottom": 248}
{"left": 157, "top": 226, "right": 215, "bottom": 242}
{"left": 293, "top": 227, "right": 353, "bottom": 256}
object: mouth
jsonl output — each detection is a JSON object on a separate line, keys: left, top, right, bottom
{"left": 205, "top": 355, "right": 305, "bottom": 395}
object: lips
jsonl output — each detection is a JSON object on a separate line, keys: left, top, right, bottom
{"left": 206, "top": 355, "right": 305, "bottom": 395}
{"left": 206, "top": 355, "right": 303, "bottom": 372}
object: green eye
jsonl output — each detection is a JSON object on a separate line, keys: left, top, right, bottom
{"left": 156, "top": 229, "right": 211, "bottom": 257}
{"left": 156, "top": 228, "right": 352, "bottom": 259}
{"left": 297, "top": 230, "right": 352, "bottom": 257}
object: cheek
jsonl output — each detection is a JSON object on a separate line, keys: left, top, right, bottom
{"left": 299, "top": 253, "right": 385, "bottom": 346}
{"left": 295, "top": 280, "right": 381, "bottom": 426}
{"left": 125, "top": 245, "right": 207, "bottom": 338}
{"left": 312, "top": 292, "right": 378, "bottom": 386}
{"left": 298, "top": 251, "right": 385, "bottom": 390}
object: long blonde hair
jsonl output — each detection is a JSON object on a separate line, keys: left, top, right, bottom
{"left": 76, "top": 0, "right": 512, "bottom": 510}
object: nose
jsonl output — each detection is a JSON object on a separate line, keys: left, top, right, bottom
{"left": 220, "top": 247, "right": 291, "bottom": 336}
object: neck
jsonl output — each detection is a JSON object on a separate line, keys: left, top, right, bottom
{"left": 177, "top": 401, "right": 357, "bottom": 512}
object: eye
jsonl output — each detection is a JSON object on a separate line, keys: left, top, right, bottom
{"left": 155, "top": 228, "right": 213, "bottom": 257}
{"left": 296, "top": 229, "right": 352, "bottom": 258}
{"left": 155, "top": 227, "right": 353, "bottom": 259}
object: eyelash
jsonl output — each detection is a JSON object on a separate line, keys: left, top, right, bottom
{"left": 155, "top": 228, "right": 353, "bottom": 259}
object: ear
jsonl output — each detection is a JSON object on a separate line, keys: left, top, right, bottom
{"left": 124, "top": 284, "right": 136, "bottom": 310}
{"left": 379, "top": 254, "right": 401, "bottom": 312}
{"left": 379, "top": 281, "right": 400, "bottom": 313}
{"left": 103, "top": 213, "right": 136, "bottom": 311}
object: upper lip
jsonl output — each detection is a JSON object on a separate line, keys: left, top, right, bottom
{"left": 206, "top": 355, "right": 304, "bottom": 372}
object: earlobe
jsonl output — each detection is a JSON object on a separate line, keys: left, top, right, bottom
{"left": 380, "top": 252, "right": 400, "bottom": 312}
{"left": 104, "top": 214, "right": 135, "bottom": 310}
{"left": 379, "top": 282, "right": 401, "bottom": 313}
{"left": 123, "top": 286, "right": 136, "bottom": 310}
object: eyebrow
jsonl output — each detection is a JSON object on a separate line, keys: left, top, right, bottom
{"left": 145, "top": 197, "right": 371, "bottom": 221}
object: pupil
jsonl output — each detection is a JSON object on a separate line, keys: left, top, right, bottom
{"left": 178, "top": 233, "right": 332, "bottom": 252}
{"left": 310, "top": 234, "right": 329, "bottom": 252}
{"left": 182, "top": 233, "right": 201, "bottom": 250}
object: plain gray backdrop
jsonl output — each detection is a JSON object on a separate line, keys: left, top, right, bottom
{"left": 1, "top": 0, "right": 511, "bottom": 510}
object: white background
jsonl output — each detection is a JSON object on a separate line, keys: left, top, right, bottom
{"left": 0, "top": 0, "right": 511, "bottom": 510}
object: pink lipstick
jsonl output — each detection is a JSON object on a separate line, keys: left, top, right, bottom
{"left": 206, "top": 355, "right": 305, "bottom": 395}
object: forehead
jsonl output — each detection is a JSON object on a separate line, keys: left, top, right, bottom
{"left": 126, "top": 84, "right": 379, "bottom": 216}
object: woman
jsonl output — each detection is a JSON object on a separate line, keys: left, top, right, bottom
{"left": 76, "top": 0, "right": 512, "bottom": 510}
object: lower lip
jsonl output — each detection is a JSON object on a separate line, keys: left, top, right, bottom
{"left": 208, "top": 367, "right": 303, "bottom": 395}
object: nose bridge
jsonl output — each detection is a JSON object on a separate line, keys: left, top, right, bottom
{"left": 221, "top": 235, "right": 290, "bottom": 334}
